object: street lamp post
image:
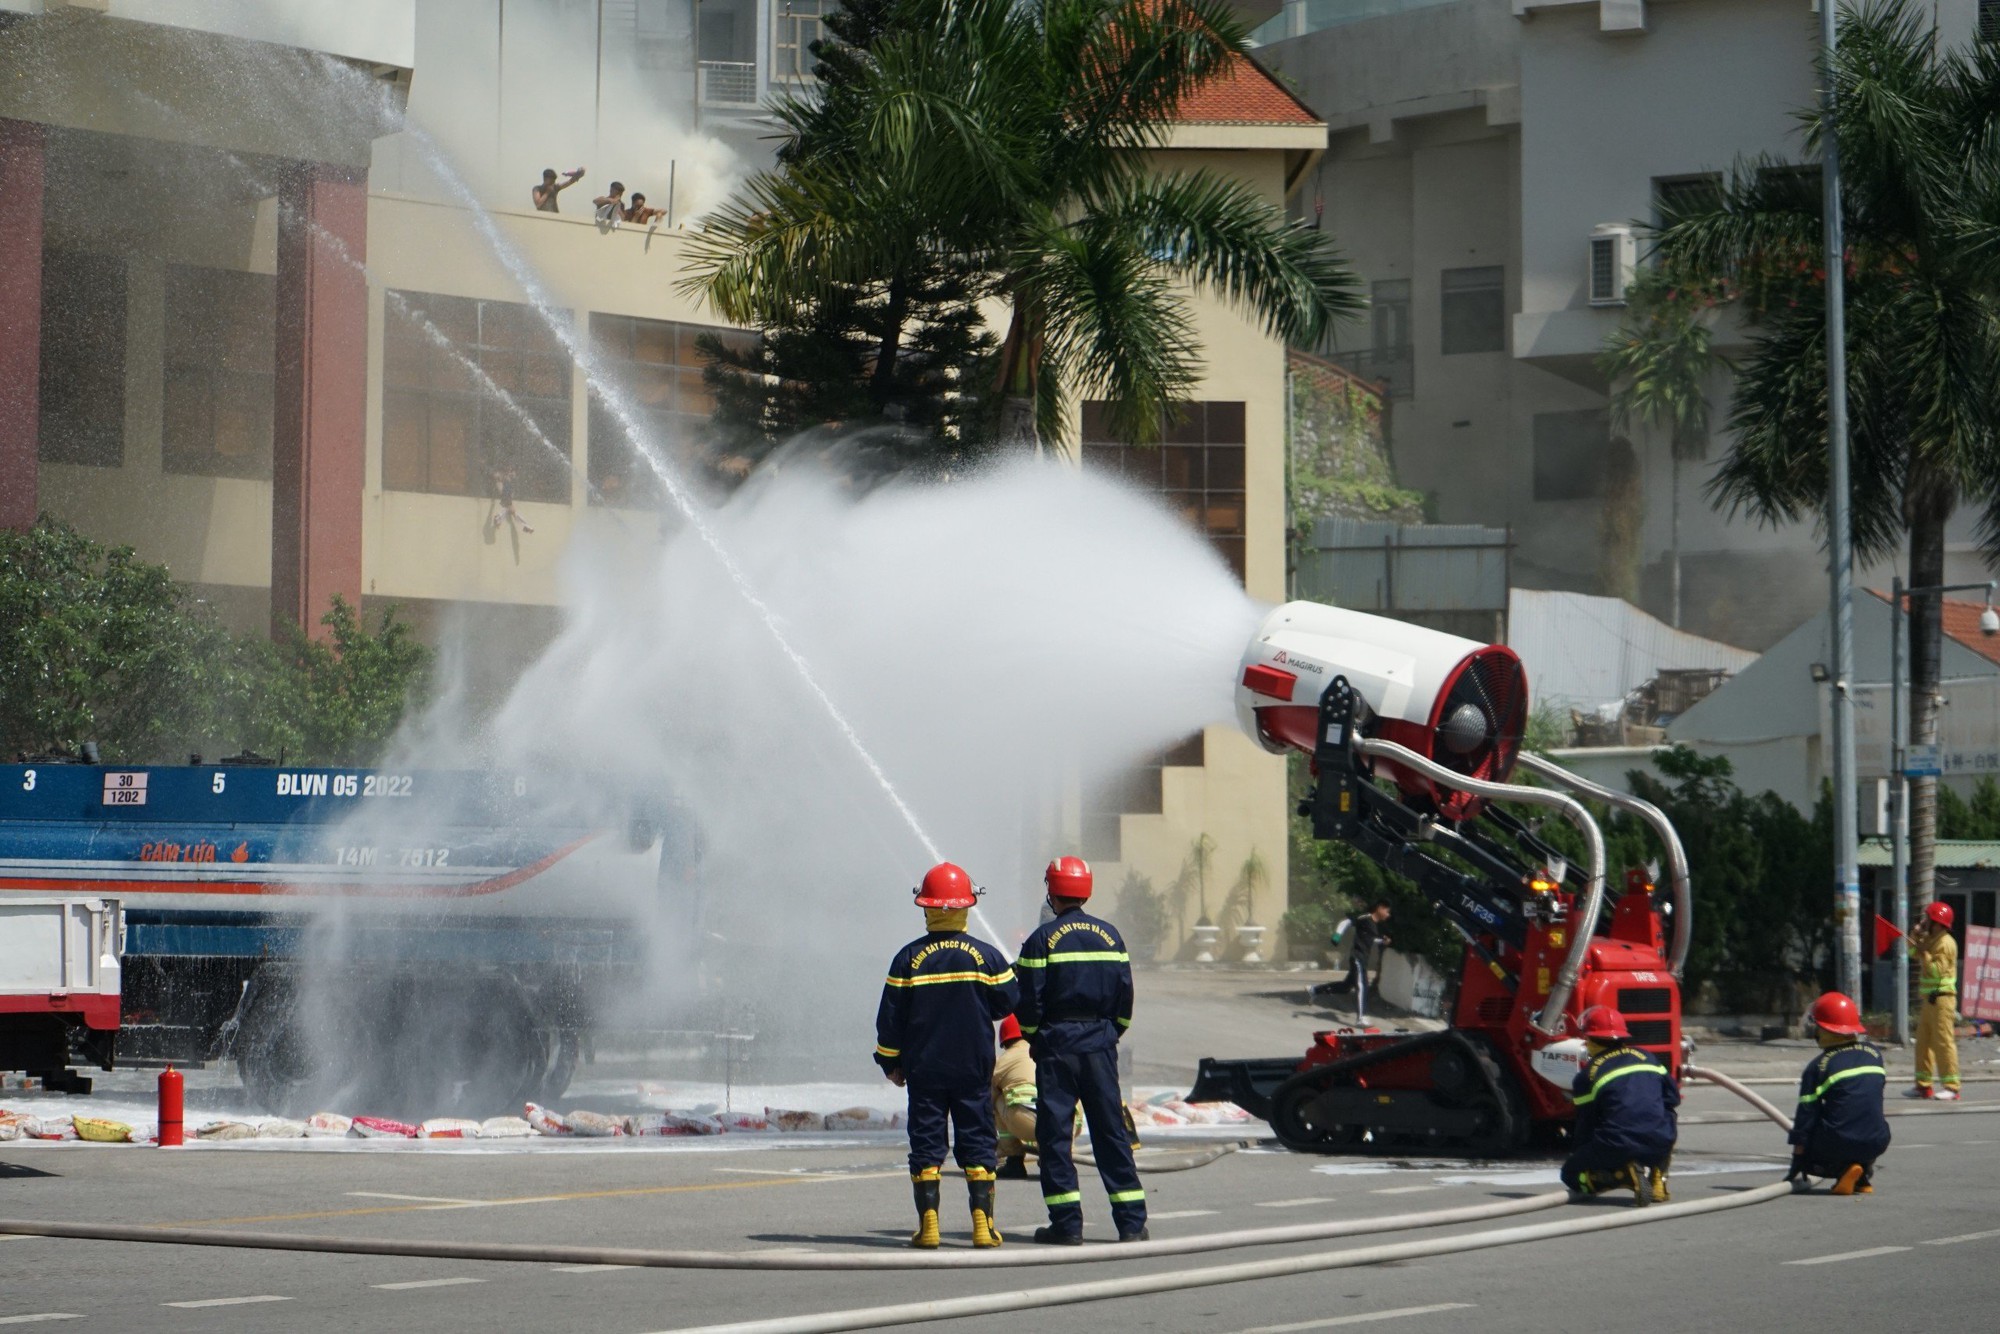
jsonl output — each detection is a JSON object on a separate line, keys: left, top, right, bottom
{"left": 1887, "top": 576, "right": 1999, "bottom": 1045}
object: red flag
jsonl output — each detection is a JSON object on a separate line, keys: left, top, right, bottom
{"left": 1874, "top": 914, "right": 1905, "bottom": 959}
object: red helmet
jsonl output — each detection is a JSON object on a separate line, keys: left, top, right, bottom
{"left": 999, "top": 1014, "right": 1023, "bottom": 1044}
{"left": 1044, "top": 855, "right": 1093, "bottom": 900}
{"left": 914, "top": 862, "right": 978, "bottom": 909}
{"left": 1578, "top": 1006, "right": 1630, "bottom": 1041}
{"left": 1808, "top": 991, "right": 1866, "bottom": 1036}
{"left": 1925, "top": 900, "right": 1954, "bottom": 930}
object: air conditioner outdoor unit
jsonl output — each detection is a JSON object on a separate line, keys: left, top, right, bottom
{"left": 1588, "top": 224, "right": 1636, "bottom": 307}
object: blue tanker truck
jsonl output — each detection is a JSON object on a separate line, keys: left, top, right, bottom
{"left": 0, "top": 758, "right": 691, "bottom": 1115}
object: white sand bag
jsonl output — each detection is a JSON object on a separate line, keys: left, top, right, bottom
{"left": 351, "top": 1116, "right": 419, "bottom": 1139}
{"left": 475, "top": 1116, "right": 534, "bottom": 1139}
{"left": 304, "top": 1112, "right": 354, "bottom": 1138}
{"left": 524, "top": 1102, "right": 571, "bottom": 1136}
{"left": 565, "top": 1109, "right": 624, "bottom": 1137}
{"left": 765, "top": 1107, "right": 821, "bottom": 1132}
{"left": 195, "top": 1121, "right": 260, "bottom": 1141}
{"left": 823, "top": 1107, "right": 899, "bottom": 1131}
{"left": 417, "top": 1118, "right": 483, "bottom": 1139}
{"left": 256, "top": 1120, "right": 307, "bottom": 1138}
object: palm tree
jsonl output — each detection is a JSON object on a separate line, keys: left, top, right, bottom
{"left": 1653, "top": 0, "right": 2000, "bottom": 925}
{"left": 685, "top": 0, "right": 1359, "bottom": 449}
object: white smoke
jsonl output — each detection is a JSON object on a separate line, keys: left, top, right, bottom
{"left": 426, "top": 455, "right": 1262, "bottom": 1069}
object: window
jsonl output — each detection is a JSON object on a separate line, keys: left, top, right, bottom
{"left": 163, "top": 265, "right": 274, "bottom": 479}
{"left": 586, "top": 313, "right": 751, "bottom": 507}
{"left": 1440, "top": 266, "right": 1505, "bottom": 355}
{"left": 1531, "top": 409, "right": 1611, "bottom": 501}
{"left": 382, "top": 290, "right": 572, "bottom": 502}
{"left": 772, "top": 0, "right": 836, "bottom": 82}
{"left": 1982, "top": 0, "right": 2000, "bottom": 41}
{"left": 1653, "top": 174, "right": 1723, "bottom": 226}
{"left": 37, "top": 249, "right": 126, "bottom": 468}
{"left": 1079, "top": 400, "right": 1248, "bottom": 581}
{"left": 1370, "top": 279, "right": 1410, "bottom": 354}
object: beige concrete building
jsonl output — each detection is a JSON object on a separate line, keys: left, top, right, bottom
{"left": 1256, "top": 0, "right": 1994, "bottom": 651}
{"left": 1, "top": 1, "right": 1318, "bottom": 957}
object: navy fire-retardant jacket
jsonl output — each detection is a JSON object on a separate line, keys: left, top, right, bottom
{"left": 1014, "top": 907, "right": 1134, "bottom": 1056}
{"left": 874, "top": 930, "right": 1018, "bottom": 1088}
{"left": 1570, "top": 1044, "right": 1680, "bottom": 1158}
{"left": 1789, "top": 1040, "right": 1891, "bottom": 1157}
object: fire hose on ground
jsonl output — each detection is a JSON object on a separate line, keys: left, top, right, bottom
{"left": 0, "top": 1069, "right": 1970, "bottom": 1331}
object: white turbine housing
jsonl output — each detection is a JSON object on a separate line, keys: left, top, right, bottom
{"left": 1234, "top": 601, "right": 1529, "bottom": 817}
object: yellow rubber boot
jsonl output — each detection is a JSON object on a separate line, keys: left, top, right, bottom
{"left": 910, "top": 1167, "right": 942, "bottom": 1249}
{"left": 1624, "top": 1162, "right": 1649, "bottom": 1207}
{"left": 1650, "top": 1153, "right": 1672, "bottom": 1204}
{"left": 1831, "top": 1164, "right": 1865, "bottom": 1197}
{"left": 966, "top": 1166, "right": 1002, "bottom": 1248}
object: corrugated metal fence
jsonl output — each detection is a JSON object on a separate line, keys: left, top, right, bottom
{"left": 1293, "top": 518, "right": 1511, "bottom": 618}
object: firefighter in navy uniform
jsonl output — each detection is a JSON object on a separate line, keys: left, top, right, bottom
{"left": 1561, "top": 1006, "right": 1679, "bottom": 1206}
{"left": 1015, "top": 855, "right": 1148, "bottom": 1245}
{"left": 1787, "top": 991, "right": 1891, "bottom": 1195}
{"left": 874, "top": 862, "right": 1020, "bottom": 1248}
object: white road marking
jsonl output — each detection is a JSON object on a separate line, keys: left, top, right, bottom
{"left": 1924, "top": 1228, "right": 2000, "bottom": 1246}
{"left": 0, "top": 1317, "right": 85, "bottom": 1326}
{"left": 1785, "top": 1246, "right": 1912, "bottom": 1266}
{"left": 371, "top": 1277, "right": 487, "bottom": 1290}
{"left": 551, "top": 1263, "right": 639, "bottom": 1273}
{"left": 1149, "top": 1209, "right": 1219, "bottom": 1220}
{"left": 345, "top": 1192, "right": 487, "bottom": 1207}
{"left": 1255, "top": 1197, "right": 1338, "bottom": 1208}
{"left": 1369, "top": 1185, "right": 1446, "bottom": 1195}
{"left": 1230, "top": 1301, "right": 1476, "bottom": 1333}
{"left": 163, "top": 1296, "right": 292, "bottom": 1309}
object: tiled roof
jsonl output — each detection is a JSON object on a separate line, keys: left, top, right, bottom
{"left": 1868, "top": 589, "right": 2000, "bottom": 667}
{"left": 1175, "top": 52, "right": 1322, "bottom": 126}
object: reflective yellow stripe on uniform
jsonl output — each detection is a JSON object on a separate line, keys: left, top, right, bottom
{"left": 1005, "top": 1085, "right": 1039, "bottom": 1107}
{"left": 884, "top": 970, "right": 1017, "bottom": 987}
{"left": 1107, "top": 1189, "right": 1146, "bottom": 1203}
{"left": 875, "top": 1045, "right": 900, "bottom": 1059}
{"left": 1043, "top": 1191, "right": 1082, "bottom": 1206}
{"left": 1572, "top": 1060, "right": 1662, "bottom": 1106}
{"left": 1800, "top": 1065, "right": 1886, "bottom": 1104}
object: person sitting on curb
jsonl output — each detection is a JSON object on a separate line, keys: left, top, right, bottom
{"left": 1561, "top": 1005, "right": 1678, "bottom": 1206}
{"left": 1786, "top": 991, "right": 1891, "bottom": 1195}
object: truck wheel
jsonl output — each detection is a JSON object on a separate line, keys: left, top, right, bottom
{"left": 1457, "top": 1044, "right": 1528, "bottom": 1158}
{"left": 534, "top": 1032, "right": 580, "bottom": 1105}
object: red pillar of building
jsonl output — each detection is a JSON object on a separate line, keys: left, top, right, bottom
{"left": 0, "top": 119, "right": 46, "bottom": 532}
{"left": 271, "top": 160, "right": 369, "bottom": 641}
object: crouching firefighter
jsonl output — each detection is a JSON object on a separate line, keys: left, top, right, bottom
{"left": 874, "top": 862, "right": 1020, "bottom": 1248}
{"left": 1787, "top": 991, "right": 1890, "bottom": 1195}
{"left": 1562, "top": 1006, "right": 1679, "bottom": 1206}
{"left": 1016, "top": 855, "right": 1148, "bottom": 1244}
{"left": 994, "top": 1014, "right": 1038, "bottom": 1179}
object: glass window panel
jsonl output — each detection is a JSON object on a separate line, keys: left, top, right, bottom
{"left": 1206, "top": 401, "right": 1245, "bottom": 444}
{"left": 428, "top": 399, "right": 474, "bottom": 493}
{"left": 521, "top": 354, "right": 569, "bottom": 399}
{"left": 1080, "top": 443, "right": 1120, "bottom": 473}
{"left": 1211, "top": 535, "right": 1246, "bottom": 581}
{"left": 1079, "top": 400, "right": 1109, "bottom": 442}
{"left": 479, "top": 300, "right": 527, "bottom": 350}
{"left": 1441, "top": 265, "right": 1505, "bottom": 355}
{"left": 591, "top": 314, "right": 629, "bottom": 360}
{"left": 1204, "top": 496, "right": 1245, "bottom": 534}
{"left": 1162, "top": 404, "right": 1205, "bottom": 445}
{"left": 1207, "top": 444, "right": 1245, "bottom": 489}
{"left": 480, "top": 350, "right": 522, "bottom": 393}
{"left": 418, "top": 294, "right": 476, "bottom": 345}
{"left": 676, "top": 325, "right": 710, "bottom": 366}
{"left": 1161, "top": 445, "right": 1204, "bottom": 490}
{"left": 633, "top": 321, "right": 676, "bottom": 364}
{"left": 428, "top": 343, "right": 474, "bottom": 393}
{"left": 383, "top": 393, "right": 427, "bottom": 491}
{"left": 678, "top": 367, "right": 716, "bottom": 416}
{"left": 628, "top": 362, "right": 675, "bottom": 408}
{"left": 161, "top": 372, "right": 212, "bottom": 474}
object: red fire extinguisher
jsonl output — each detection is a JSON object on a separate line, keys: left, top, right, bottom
{"left": 158, "top": 1065, "right": 184, "bottom": 1147}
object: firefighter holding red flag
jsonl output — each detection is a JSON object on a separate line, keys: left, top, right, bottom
{"left": 875, "top": 863, "right": 1020, "bottom": 1248}
{"left": 1910, "top": 901, "right": 1961, "bottom": 1100}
